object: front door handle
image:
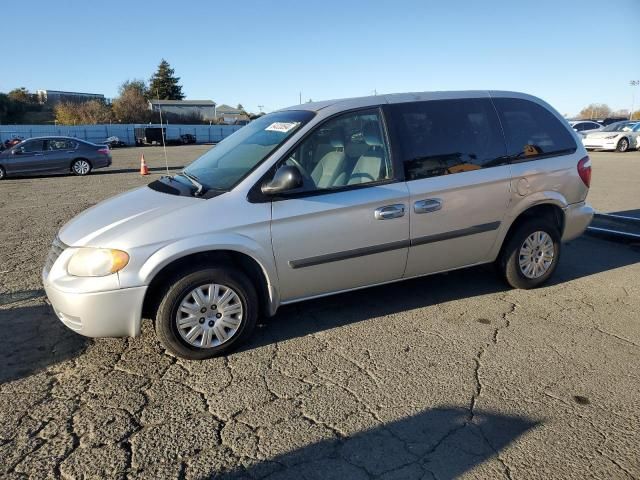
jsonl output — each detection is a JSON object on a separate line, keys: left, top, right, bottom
{"left": 374, "top": 204, "right": 405, "bottom": 220}
{"left": 33, "top": 153, "right": 44, "bottom": 157}
{"left": 414, "top": 198, "right": 442, "bottom": 214}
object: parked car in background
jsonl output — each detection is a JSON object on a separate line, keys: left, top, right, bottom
{"left": 179, "top": 133, "right": 196, "bottom": 144}
{"left": 582, "top": 121, "right": 639, "bottom": 152}
{"left": 104, "top": 136, "right": 128, "bottom": 148}
{"left": 42, "top": 90, "right": 593, "bottom": 359}
{"left": 0, "top": 137, "right": 111, "bottom": 179}
{"left": 569, "top": 120, "right": 602, "bottom": 136}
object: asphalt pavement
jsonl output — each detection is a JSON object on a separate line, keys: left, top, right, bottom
{"left": 0, "top": 147, "right": 638, "bottom": 479}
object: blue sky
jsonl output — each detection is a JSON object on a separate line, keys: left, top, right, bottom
{"left": 2, "top": 0, "right": 638, "bottom": 116}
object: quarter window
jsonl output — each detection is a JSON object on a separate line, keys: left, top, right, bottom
{"left": 493, "top": 98, "right": 576, "bottom": 161}
{"left": 386, "top": 98, "right": 507, "bottom": 181}
{"left": 284, "top": 109, "right": 393, "bottom": 192}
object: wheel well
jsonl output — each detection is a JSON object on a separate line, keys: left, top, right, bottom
{"left": 142, "top": 250, "right": 270, "bottom": 321}
{"left": 501, "top": 204, "right": 564, "bottom": 253}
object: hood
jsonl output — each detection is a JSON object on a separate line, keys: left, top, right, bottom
{"left": 59, "top": 185, "right": 200, "bottom": 247}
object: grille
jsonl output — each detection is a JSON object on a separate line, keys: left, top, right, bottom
{"left": 43, "top": 236, "right": 68, "bottom": 277}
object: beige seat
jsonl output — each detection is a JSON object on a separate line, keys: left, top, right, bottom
{"left": 347, "top": 123, "right": 388, "bottom": 185}
{"left": 310, "top": 133, "right": 347, "bottom": 188}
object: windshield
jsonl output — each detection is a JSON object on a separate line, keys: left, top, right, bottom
{"left": 602, "top": 121, "right": 634, "bottom": 132}
{"left": 182, "top": 110, "right": 314, "bottom": 191}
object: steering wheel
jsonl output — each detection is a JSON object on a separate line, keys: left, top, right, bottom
{"left": 284, "top": 156, "right": 314, "bottom": 184}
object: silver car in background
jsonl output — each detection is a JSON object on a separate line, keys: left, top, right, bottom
{"left": 0, "top": 136, "right": 111, "bottom": 179}
{"left": 43, "top": 90, "right": 594, "bottom": 359}
{"left": 582, "top": 121, "right": 639, "bottom": 152}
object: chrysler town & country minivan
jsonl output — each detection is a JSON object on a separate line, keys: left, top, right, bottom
{"left": 43, "top": 91, "right": 593, "bottom": 359}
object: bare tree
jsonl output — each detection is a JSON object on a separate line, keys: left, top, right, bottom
{"left": 577, "top": 103, "right": 611, "bottom": 120}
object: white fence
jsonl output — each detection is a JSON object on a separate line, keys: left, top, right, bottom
{"left": 0, "top": 124, "right": 242, "bottom": 145}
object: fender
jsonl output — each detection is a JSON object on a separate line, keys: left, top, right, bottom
{"left": 137, "top": 232, "right": 281, "bottom": 314}
{"left": 487, "top": 191, "right": 568, "bottom": 260}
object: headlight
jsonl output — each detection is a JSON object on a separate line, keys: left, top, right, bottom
{"left": 604, "top": 134, "right": 619, "bottom": 139}
{"left": 67, "top": 248, "right": 129, "bottom": 277}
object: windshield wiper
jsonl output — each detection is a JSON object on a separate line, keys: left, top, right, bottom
{"left": 180, "top": 171, "right": 205, "bottom": 197}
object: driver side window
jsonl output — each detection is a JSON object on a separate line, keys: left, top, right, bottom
{"left": 286, "top": 109, "right": 392, "bottom": 192}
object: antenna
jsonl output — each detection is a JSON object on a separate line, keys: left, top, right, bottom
{"left": 156, "top": 89, "right": 170, "bottom": 175}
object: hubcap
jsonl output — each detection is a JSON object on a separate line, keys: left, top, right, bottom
{"left": 175, "top": 283, "right": 243, "bottom": 348}
{"left": 620, "top": 139, "right": 628, "bottom": 151}
{"left": 518, "top": 231, "right": 555, "bottom": 279}
{"left": 74, "top": 161, "right": 90, "bottom": 174}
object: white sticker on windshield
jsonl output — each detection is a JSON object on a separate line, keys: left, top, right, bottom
{"left": 265, "top": 122, "right": 300, "bottom": 133}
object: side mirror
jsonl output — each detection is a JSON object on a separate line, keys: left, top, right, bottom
{"left": 261, "top": 165, "right": 303, "bottom": 195}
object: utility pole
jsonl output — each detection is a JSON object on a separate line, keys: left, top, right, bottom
{"left": 630, "top": 80, "right": 640, "bottom": 120}
{"left": 299, "top": 91, "right": 302, "bottom": 105}
{"left": 257, "top": 105, "right": 264, "bottom": 113}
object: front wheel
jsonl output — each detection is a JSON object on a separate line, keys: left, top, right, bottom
{"left": 0, "top": 166, "right": 5, "bottom": 180}
{"left": 498, "top": 219, "right": 561, "bottom": 289}
{"left": 71, "top": 159, "right": 92, "bottom": 176}
{"left": 616, "top": 138, "right": 629, "bottom": 153}
{"left": 155, "top": 267, "right": 258, "bottom": 359}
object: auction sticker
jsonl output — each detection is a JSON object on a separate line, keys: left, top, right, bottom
{"left": 265, "top": 122, "right": 300, "bottom": 133}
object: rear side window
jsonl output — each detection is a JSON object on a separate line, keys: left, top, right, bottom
{"left": 493, "top": 98, "right": 576, "bottom": 161}
{"left": 386, "top": 98, "right": 507, "bottom": 181}
{"left": 49, "top": 139, "right": 76, "bottom": 150}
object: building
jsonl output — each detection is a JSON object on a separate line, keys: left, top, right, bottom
{"left": 149, "top": 99, "right": 217, "bottom": 121}
{"left": 37, "top": 90, "right": 105, "bottom": 105}
{"left": 214, "top": 104, "right": 249, "bottom": 124}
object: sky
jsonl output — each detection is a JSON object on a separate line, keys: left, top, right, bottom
{"left": 2, "top": 0, "right": 638, "bottom": 116}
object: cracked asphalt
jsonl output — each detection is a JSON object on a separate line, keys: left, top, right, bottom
{"left": 1, "top": 146, "right": 639, "bottom": 479}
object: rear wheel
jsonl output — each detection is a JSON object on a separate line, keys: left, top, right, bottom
{"left": 155, "top": 266, "right": 258, "bottom": 359}
{"left": 498, "top": 219, "right": 561, "bottom": 289}
{"left": 0, "top": 166, "right": 5, "bottom": 180}
{"left": 616, "top": 137, "right": 629, "bottom": 152}
{"left": 71, "top": 159, "right": 92, "bottom": 176}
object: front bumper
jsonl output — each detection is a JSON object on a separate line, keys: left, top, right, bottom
{"left": 582, "top": 138, "right": 617, "bottom": 150}
{"left": 562, "top": 202, "right": 594, "bottom": 242}
{"left": 44, "top": 282, "right": 147, "bottom": 338}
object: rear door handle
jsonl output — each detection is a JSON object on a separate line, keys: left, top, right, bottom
{"left": 414, "top": 198, "right": 442, "bottom": 214}
{"left": 34, "top": 153, "right": 44, "bottom": 157}
{"left": 374, "top": 204, "right": 406, "bottom": 220}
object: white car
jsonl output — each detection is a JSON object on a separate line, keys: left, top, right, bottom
{"left": 569, "top": 120, "right": 602, "bottom": 136}
{"left": 582, "top": 121, "right": 639, "bottom": 152}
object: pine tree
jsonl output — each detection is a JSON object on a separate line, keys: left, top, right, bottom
{"left": 149, "top": 59, "right": 184, "bottom": 100}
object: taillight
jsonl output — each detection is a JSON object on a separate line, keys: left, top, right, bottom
{"left": 97, "top": 148, "right": 109, "bottom": 155}
{"left": 577, "top": 156, "right": 591, "bottom": 188}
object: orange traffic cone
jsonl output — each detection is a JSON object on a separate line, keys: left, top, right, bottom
{"left": 140, "top": 154, "right": 149, "bottom": 176}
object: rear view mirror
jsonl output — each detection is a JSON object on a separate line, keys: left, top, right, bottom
{"left": 261, "top": 165, "right": 303, "bottom": 195}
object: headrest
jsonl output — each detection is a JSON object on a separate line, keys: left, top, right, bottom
{"left": 329, "top": 130, "right": 344, "bottom": 148}
{"left": 363, "top": 122, "right": 383, "bottom": 147}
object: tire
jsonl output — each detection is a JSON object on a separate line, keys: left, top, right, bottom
{"left": 498, "top": 219, "right": 561, "bottom": 289}
{"left": 0, "top": 166, "right": 5, "bottom": 180}
{"left": 155, "top": 267, "right": 258, "bottom": 359}
{"left": 616, "top": 137, "right": 629, "bottom": 153}
{"left": 71, "top": 159, "right": 92, "bottom": 176}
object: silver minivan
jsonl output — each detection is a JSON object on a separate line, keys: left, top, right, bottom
{"left": 43, "top": 91, "right": 594, "bottom": 359}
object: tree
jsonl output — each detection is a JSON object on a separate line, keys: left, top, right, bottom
{"left": 54, "top": 100, "right": 112, "bottom": 125}
{"left": 8, "top": 87, "right": 37, "bottom": 104}
{"left": 577, "top": 103, "right": 611, "bottom": 120}
{"left": 149, "top": 59, "right": 184, "bottom": 100}
{"left": 112, "top": 79, "right": 150, "bottom": 123}
{"left": 631, "top": 110, "right": 640, "bottom": 121}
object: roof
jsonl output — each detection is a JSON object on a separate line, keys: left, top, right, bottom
{"left": 215, "top": 104, "right": 243, "bottom": 114}
{"left": 149, "top": 99, "right": 216, "bottom": 106}
{"left": 278, "top": 90, "right": 545, "bottom": 113}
